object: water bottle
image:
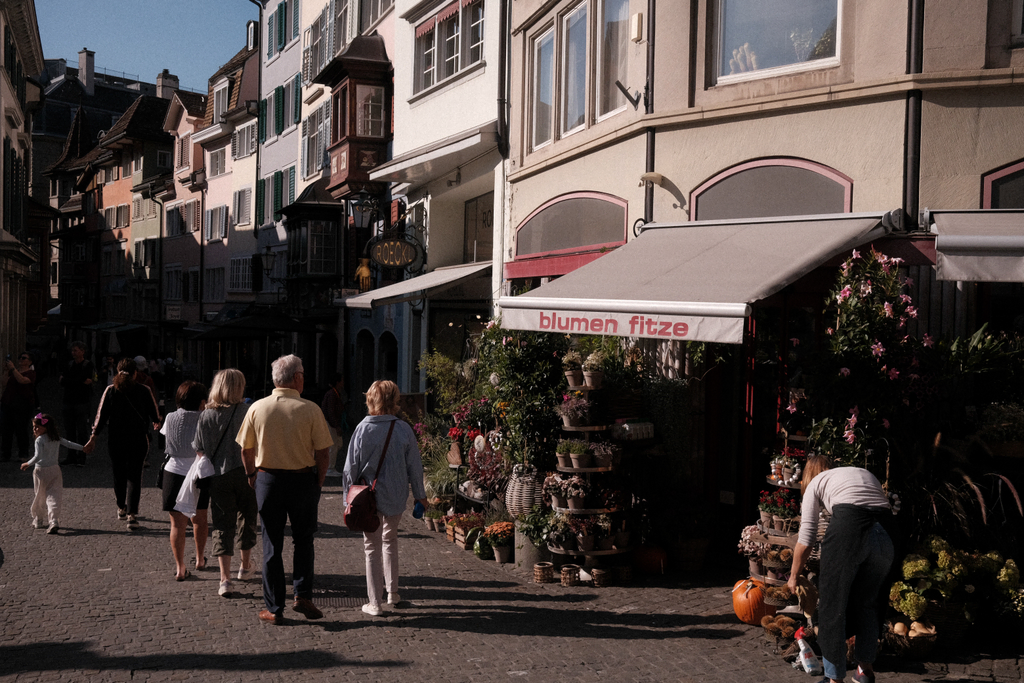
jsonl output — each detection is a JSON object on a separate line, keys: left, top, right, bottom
{"left": 794, "top": 627, "right": 823, "bottom": 676}
{"left": 413, "top": 500, "right": 425, "bottom": 519}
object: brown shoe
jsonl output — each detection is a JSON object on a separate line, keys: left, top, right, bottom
{"left": 258, "top": 609, "right": 284, "bottom": 625}
{"left": 292, "top": 597, "right": 323, "bottom": 619}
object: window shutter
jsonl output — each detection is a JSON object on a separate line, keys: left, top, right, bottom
{"left": 194, "top": 200, "right": 202, "bottom": 232}
{"left": 293, "top": 73, "right": 302, "bottom": 125}
{"left": 259, "top": 99, "right": 267, "bottom": 142}
{"left": 275, "top": 85, "right": 284, "bottom": 135}
{"left": 293, "top": 0, "right": 300, "bottom": 40}
{"left": 267, "top": 11, "right": 276, "bottom": 58}
{"left": 231, "top": 130, "right": 238, "bottom": 159}
{"left": 277, "top": 3, "right": 286, "bottom": 51}
{"left": 256, "top": 178, "right": 265, "bottom": 225}
{"left": 273, "top": 170, "right": 283, "bottom": 217}
{"left": 205, "top": 209, "right": 212, "bottom": 240}
{"left": 219, "top": 206, "right": 227, "bottom": 238}
{"left": 288, "top": 166, "right": 296, "bottom": 204}
{"left": 300, "top": 117, "right": 308, "bottom": 177}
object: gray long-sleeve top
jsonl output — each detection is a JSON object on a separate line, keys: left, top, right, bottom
{"left": 797, "top": 466, "right": 890, "bottom": 547}
{"left": 342, "top": 415, "right": 426, "bottom": 517}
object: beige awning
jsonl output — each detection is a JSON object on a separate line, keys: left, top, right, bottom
{"left": 369, "top": 121, "right": 498, "bottom": 187}
{"left": 342, "top": 262, "right": 492, "bottom": 309}
{"left": 498, "top": 213, "right": 888, "bottom": 344}
{"left": 933, "top": 210, "right": 1024, "bottom": 282}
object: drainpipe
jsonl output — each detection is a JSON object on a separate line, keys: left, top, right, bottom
{"left": 496, "top": 0, "right": 510, "bottom": 159}
{"left": 903, "top": 0, "right": 924, "bottom": 231}
{"left": 643, "top": 0, "right": 656, "bottom": 224}
{"left": 249, "top": 0, "right": 264, "bottom": 249}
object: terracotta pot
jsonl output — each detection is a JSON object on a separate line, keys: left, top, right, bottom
{"left": 569, "top": 452, "right": 592, "bottom": 468}
{"left": 759, "top": 510, "right": 772, "bottom": 526}
{"left": 613, "top": 530, "right": 631, "bottom": 548}
{"left": 597, "top": 536, "right": 614, "bottom": 551}
{"left": 564, "top": 369, "right": 583, "bottom": 387}
{"left": 493, "top": 545, "right": 513, "bottom": 563}
{"left": 577, "top": 534, "right": 596, "bottom": 551}
{"left": 592, "top": 452, "right": 613, "bottom": 468}
{"left": 550, "top": 493, "right": 567, "bottom": 509}
{"left": 748, "top": 558, "right": 763, "bottom": 576}
{"left": 424, "top": 518, "right": 434, "bottom": 531}
{"left": 562, "top": 414, "right": 580, "bottom": 428}
{"left": 583, "top": 370, "right": 604, "bottom": 389}
{"left": 556, "top": 453, "right": 572, "bottom": 468}
{"left": 567, "top": 496, "right": 586, "bottom": 510}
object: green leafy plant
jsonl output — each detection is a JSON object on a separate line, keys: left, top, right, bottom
{"left": 419, "top": 350, "right": 477, "bottom": 416}
{"left": 566, "top": 439, "right": 589, "bottom": 455}
{"left": 516, "top": 505, "right": 554, "bottom": 548}
{"left": 562, "top": 349, "right": 583, "bottom": 371}
{"left": 583, "top": 350, "right": 607, "bottom": 372}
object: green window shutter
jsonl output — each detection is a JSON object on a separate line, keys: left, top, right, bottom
{"left": 258, "top": 99, "right": 267, "bottom": 142}
{"left": 273, "top": 170, "right": 283, "bottom": 218}
{"left": 267, "top": 12, "right": 275, "bottom": 58}
{"left": 275, "top": 85, "right": 284, "bottom": 135}
{"left": 288, "top": 166, "right": 296, "bottom": 204}
{"left": 293, "top": 73, "right": 302, "bottom": 125}
{"left": 256, "top": 176, "right": 265, "bottom": 225}
{"left": 277, "top": 3, "right": 286, "bottom": 51}
{"left": 292, "top": 0, "right": 300, "bottom": 40}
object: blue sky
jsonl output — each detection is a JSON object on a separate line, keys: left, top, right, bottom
{"left": 36, "top": 1, "right": 260, "bottom": 93}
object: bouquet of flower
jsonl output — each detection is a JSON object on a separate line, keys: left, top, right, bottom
{"left": 564, "top": 475, "right": 590, "bottom": 499}
{"left": 562, "top": 349, "right": 583, "bottom": 371}
{"left": 567, "top": 515, "right": 597, "bottom": 536}
{"left": 542, "top": 474, "right": 566, "bottom": 498}
{"left": 555, "top": 392, "right": 591, "bottom": 420}
{"left": 450, "top": 512, "right": 484, "bottom": 531}
{"left": 484, "top": 521, "right": 515, "bottom": 547}
{"left": 583, "top": 350, "right": 607, "bottom": 372}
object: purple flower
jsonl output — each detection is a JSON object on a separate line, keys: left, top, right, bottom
{"left": 844, "top": 430, "right": 856, "bottom": 444}
{"left": 882, "top": 418, "right": 890, "bottom": 429}
{"left": 922, "top": 333, "right": 934, "bottom": 348}
{"left": 883, "top": 302, "right": 893, "bottom": 317}
{"left": 786, "top": 404, "right": 797, "bottom": 414}
{"left": 837, "top": 286, "right": 853, "bottom": 303}
{"left": 839, "top": 367, "right": 851, "bottom": 377}
{"left": 889, "top": 367, "right": 900, "bottom": 380}
{"left": 904, "top": 276, "right": 914, "bottom": 287}
{"left": 871, "top": 341, "right": 885, "bottom": 357}
{"left": 906, "top": 306, "right": 918, "bottom": 318}
{"left": 851, "top": 249, "right": 861, "bottom": 259}
{"left": 790, "top": 337, "right": 800, "bottom": 346}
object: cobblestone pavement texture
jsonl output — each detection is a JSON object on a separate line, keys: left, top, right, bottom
{"left": 0, "top": 379, "right": 1020, "bottom": 682}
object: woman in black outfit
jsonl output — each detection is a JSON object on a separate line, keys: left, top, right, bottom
{"left": 84, "top": 358, "right": 161, "bottom": 530}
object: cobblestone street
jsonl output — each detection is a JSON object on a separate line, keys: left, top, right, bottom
{"left": 0, "top": 382, "right": 1021, "bottom": 682}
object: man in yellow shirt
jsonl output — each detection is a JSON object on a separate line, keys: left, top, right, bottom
{"left": 237, "top": 354, "right": 333, "bottom": 625}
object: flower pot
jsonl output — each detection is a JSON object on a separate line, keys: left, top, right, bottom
{"left": 556, "top": 453, "right": 572, "bottom": 468}
{"left": 569, "top": 452, "right": 592, "bottom": 468}
{"left": 424, "top": 518, "right": 434, "bottom": 531}
{"left": 782, "top": 467, "right": 794, "bottom": 481}
{"left": 613, "top": 530, "right": 631, "bottom": 549}
{"left": 592, "top": 452, "right": 613, "bottom": 468}
{"left": 577, "top": 534, "right": 596, "bottom": 551}
{"left": 597, "top": 536, "right": 614, "bottom": 551}
{"left": 772, "top": 516, "right": 786, "bottom": 532}
{"left": 550, "top": 493, "right": 567, "bottom": 509}
{"left": 564, "top": 369, "right": 583, "bottom": 387}
{"left": 583, "top": 370, "right": 604, "bottom": 389}
{"left": 562, "top": 414, "right": 581, "bottom": 428}
{"left": 759, "top": 510, "right": 772, "bottom": 527}
{"left": 493, "top": 545, "right": 513, "bottom": 563}
{"left": 567, "top": 496, "right": 586, "bottom": 510}
{"left": 748, "top": 558, "right": 763, "bottom": 576}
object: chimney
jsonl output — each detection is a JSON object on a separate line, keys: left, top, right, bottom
{"left": 78, "top": 48, "right": 94, "bottom": 96}
{"left": 157, "top": 69, "right": 179, "bottom": 99}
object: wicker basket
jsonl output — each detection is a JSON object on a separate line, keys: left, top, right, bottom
{"left": 882, "top": 629, "right": 937, "bottom": 659}
{"left": 561, "top": 564, "right": 580, "bottom": 587}
{"left": 592, "top": 567, "right": 612, "bottom": 587}
{"left": 505, "top": 465, "right": 543, "bottom": 518}
{"left": 533, "top": 562, "right": 554, "bottom": 583}
{"left": 927, "top": 600, "right": 968, "bottom": 643}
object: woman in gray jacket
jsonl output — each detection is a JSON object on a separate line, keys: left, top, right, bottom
{"left": 194, "top": 368, "right": 257, "bottom": 598}
{"left": 343, "top": 380, "right": 427, "bottom": 617}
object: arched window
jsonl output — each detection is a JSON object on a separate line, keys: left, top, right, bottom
{"left": 506, "top": 191, "right": 627, "bottom": 279}
{"left": 690, "top": 158, "right": 853, "bottom": 221}
{"left": 983, "top": 159, "right": 1024, "bottom": 209}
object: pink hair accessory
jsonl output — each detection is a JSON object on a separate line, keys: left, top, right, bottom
{"left": 34, "top": 413, "right": 48, "bottom": 424}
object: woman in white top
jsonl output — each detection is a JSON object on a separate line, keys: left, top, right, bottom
{"left": 788, "top": 455, "right": 894, "bottom": 683}
{"left": 160, "top": 381, "right": 208, "bottom": 581}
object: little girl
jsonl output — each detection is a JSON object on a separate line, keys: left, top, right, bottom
{"left": 21, "top": 413, "right": 83, "bottom": 534}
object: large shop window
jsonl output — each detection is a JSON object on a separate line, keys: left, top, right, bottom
{"left": 984, "top": 159, "right": 1024, "bottom": 209}
{"left": 414, "top": 0, "right": 484, "bottom": 94}
{"left": 530, "top": 0, "right": 629, "bottom": 151}
{"left": 717, "top": 0, "right": 839, "bottom": 82}
{"left": 690, "top": 158, "right": 852, "bottom": 221}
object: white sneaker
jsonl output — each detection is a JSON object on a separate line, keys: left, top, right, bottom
{"left": 237, "top": 563, "right": 255, "bottom": 581}
{"left": 126, "top": 515, "right": 139, "bottom": 530}
{"left": 46, "top": 523, "right": 59, "bottom": 535}
{"left": 361, "top": 603, "right": 383, "bottom": 617}
{"left": 31, "top": 519, "right": 45, "bottom": 529}
{"left": 219, "top": 580, "right": 232, "bottom": 597}
{"left": 386, "top": 592, "right": 401, "bottom": 606}
{"left": 324, "top": 468, "right": 340, "bottom": 478}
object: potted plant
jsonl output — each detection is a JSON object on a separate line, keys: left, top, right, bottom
{"left": 568, "top": 438, "right": 592, "bottom": 468}
{"left": 543, "top": 474, "right": 567, "bottom": 509}
{"left": 978, "top": 403, "right": 1024, "bottom": 458}
{"left": 562, "top": 349, "right": 584, "bottom": 387}
{"left": 424, "top": 508, "right": 445, "bottom": 532}
{"left": 555, "top": 391, "right": 591, "bottom": 427}
{"left": 613, "top": 518, "right": 631, "bottom": 549}
{"left": 548, "top": 514, "right": 576, "bottom": 551}
{"left": 485, "top": 521, "right": 516, "bottom": 563}
{"left": 564, "top": 475, "right": 590, "bottom": 509}
{"left": 555, "top": 439, "right": 573, "bottom": 468}
{"left": 595, "top": 514, "right": 614, "bottom": 550}
{"left": 452, "top": 512, "right": 484, "bottom": 549}
{"left": 757, "top": 490, "right": 778, "bottom": 527}
{"left": 582, "top": 350, "right": 607, "bottom": 389}
{"left": 590, "top": 440, "right": 615, "bottom": 468}
{"left": 568, "top": 515, "right": 598, "bottom": 551}
{"left": 738, "top": 524, "right": 768, "bottom": 576}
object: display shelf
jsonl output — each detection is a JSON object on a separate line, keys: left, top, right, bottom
{"left": 556, "top": 465, "right": 615, "bottom": 474}
{"left": 547, "top": 545, "right": 631, "bottom": 557}
{"left": 456, "top": 490, "right": 490, "bottom": 505}
{"left": 750, "top": 529, "right": 798, "bottom": 548}
{"left": 552, "top": 505, "right": 625, "bottom": 515}
{"left": 766, "top": 476, "right": 801, "bottom": 490}
{"left": 565, "top": 385, "right": 594, "bottom": 392}
{"left": 560, "top": 424, "right": 608, "bottom": 433}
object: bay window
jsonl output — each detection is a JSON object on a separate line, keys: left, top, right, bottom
{"left": 717, "top": 0, "right": 839, "bottom": 81}
{"left": 356, "top": 84, "right": 384, "bottom": 137}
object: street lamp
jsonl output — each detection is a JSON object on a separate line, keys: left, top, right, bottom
{"left": 261, "top": 245, "right": 284, "bottom": 283}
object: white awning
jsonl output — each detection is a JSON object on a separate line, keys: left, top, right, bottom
{"left": 342, "top": 262, "right": 492, "bottom": 309}
{"left": 369, "top": 121, "right": 498, "bottom": 187}
{"left": 498, "top": 213, "right": 887, "bottom": 344}
{"left": 933, "top": 210, "right": 1024, "bottom": 282}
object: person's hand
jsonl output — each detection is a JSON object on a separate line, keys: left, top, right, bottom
{"left": 417, "top": 498, "right": 429, "bottom": 510}
{"left": 20, "top": 462, "right": 30, "bottom": 471}
{"left": 786, "top": 574, "right": 799, "bottom": 596}
{"left": 152, "top": 422, "right": 161, "bottom": 431}
{"left": 83, "top": 437, "right": 96, "bottom": 455}
{"left": 3, "top": 360, "right": 12, "bottom": 371}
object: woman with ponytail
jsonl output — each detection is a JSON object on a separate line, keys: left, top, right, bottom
{"left": 84, "top": 358, "right": 162, "bottom": 530}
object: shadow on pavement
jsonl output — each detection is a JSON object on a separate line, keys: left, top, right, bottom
{"left": 0, "top": 643, "right": 403, "bottom": 674}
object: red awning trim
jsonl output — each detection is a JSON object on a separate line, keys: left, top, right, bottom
{"left": 415, "top": 17, "right": 436, "bottom": 38}
{"left": 437, "top": 0, "right": 459, "bottom": 22}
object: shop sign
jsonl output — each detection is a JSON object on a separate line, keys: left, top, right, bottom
{"left": 501, "top": 308, "right": 745, "bottom": 344}
{"left": 369, "top": 236, "right": 421, "bottom": 268}
{"left": 165, "top": 304, "right": 181, "bottom": 321}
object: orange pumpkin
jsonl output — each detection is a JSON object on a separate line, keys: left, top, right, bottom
{"left": 732, "top": 578, "right": 776, "bottom": 625}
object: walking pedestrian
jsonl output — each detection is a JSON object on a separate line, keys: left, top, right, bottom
{"left": 343, "top": 380, "right": 428, "bottom": 616}
{"left": 21, "top": 413, "right": 84, "bottom": 534}
{"left": 320, "top": 373, "right": 347, "bottom": 478}
{"left": 194, "top": 368, "right": 258, "bottom": 598}
{"left": 1, "top": 352, "right": 37, "bottom": 462}
{"left": 59, "top": 341, "right": 94, "bottom": 466}
{"left": 788, "top": 455, "right": 895, "bottom": 683}
{"left": 237, "top": 354, "right": 333, "bottom": 625}
{"left": 160, "top": 380, "right": 209, "bottom": 581}
{"left": 84, "top": 358, "right": 162, "bottom": 530}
